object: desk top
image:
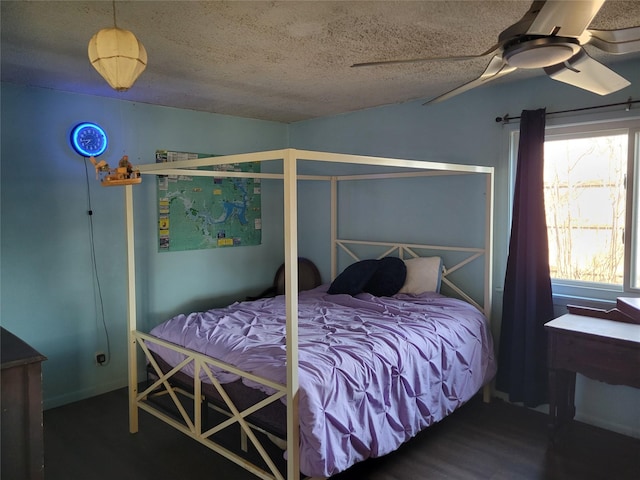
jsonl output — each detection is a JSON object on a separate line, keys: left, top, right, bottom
{"left": 1, "top": 327, "right": 47, "bottom": 369}
{"left": 545, "top": 314, "right": 640, "bottom": 344}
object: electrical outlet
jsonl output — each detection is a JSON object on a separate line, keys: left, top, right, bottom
{"left": 96, "top": 352, "right": 106, "bottom": 365}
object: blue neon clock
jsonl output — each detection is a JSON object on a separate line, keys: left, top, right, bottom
{"left": 70, "top": 122, "right": 108, "bottom": 157}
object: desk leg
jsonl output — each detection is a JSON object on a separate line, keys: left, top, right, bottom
{"left": 548, "top": 369, "right": 577, "bottom": 443}
{"left": 548, "top": 368, "right": 559, "bottom": 441}
{"left": 567, "top": 371, "right": 576, "bottom": 420}
{"left": 557, "top": 370, "right": 576, "bottom": 423}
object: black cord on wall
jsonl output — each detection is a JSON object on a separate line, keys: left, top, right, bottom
{"left": 83, "top": 157, "right": 111, "bottom": 365}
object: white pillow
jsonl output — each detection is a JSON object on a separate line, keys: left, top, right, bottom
{"left": 398, "top": 257, "right": 443, "bottom": 294}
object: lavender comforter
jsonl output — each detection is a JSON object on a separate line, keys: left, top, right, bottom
{"left": 148, "top": 286, "right": 496, "bottom": 477}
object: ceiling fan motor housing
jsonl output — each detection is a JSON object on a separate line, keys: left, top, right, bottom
{"left": 503, "top": 36, "right": 581, "bottom": 69}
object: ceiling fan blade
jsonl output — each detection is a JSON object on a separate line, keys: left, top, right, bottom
{"left": 527, "top": 0, "right": 605, "bottom": 37}
{"left": 585, "top": 26, "right": 640, "bottom": 54}
{"left": 423, "top": 56, "right": 516, "bottom": 105}
{"left": 544, "top": 49, "right": 630, "bottom": 95}
{"left": 498, "top": 1, "right": 547, "bottom": 40}
{"left": 351, "top": 44, "right": 501, "bottom": 68}
{"left": 589, "top": 25, "right": 640, "bottom": 43}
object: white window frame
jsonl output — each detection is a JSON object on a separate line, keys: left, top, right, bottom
{"left": 506, "top": 114, "right": 640, "bottom": 304}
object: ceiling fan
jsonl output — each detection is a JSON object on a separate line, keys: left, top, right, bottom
{"left": 352, "top": 0, "right": 640, "bottom": 104}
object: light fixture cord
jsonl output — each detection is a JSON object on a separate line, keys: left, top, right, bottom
{"left": 112, "top": 0, "right": 117, "bottom": 28}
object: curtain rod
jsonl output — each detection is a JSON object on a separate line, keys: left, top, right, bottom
{"left": 496, "top": 97, "right": 638, "bottom": 124}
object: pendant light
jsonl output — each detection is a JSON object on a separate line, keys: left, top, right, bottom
{"left": 88, "top": 1, "right": 147, "bottom": 91}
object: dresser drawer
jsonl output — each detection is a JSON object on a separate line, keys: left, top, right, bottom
{"left": 550, "top": 332, "right": 640, "bottom": 387}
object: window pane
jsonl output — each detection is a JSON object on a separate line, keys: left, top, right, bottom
{"left": 544, "top": 133, "right": 627, "bottom": 285}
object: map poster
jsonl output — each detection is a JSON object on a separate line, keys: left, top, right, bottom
{"left": 156, "top": 150, "right": 262, "bottom": 252}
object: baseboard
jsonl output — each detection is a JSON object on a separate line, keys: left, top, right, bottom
{"left": 44, "top": 379, "right": 128, "bottom": 410}
{"left": 575, "top": 412, "right": 640, "bottom": 439}
{"left": 493, "top": 390, "right": 640, "bottom": 439}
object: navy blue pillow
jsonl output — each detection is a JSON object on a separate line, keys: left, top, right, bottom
{"left": 327, "top": 257, "right": 407, "bottom": 297}
{"left": 365, "top": 256, "right": 407, "bottom": 297}
{"left": 327, "top": 259, "right": 379, "bottom": 295}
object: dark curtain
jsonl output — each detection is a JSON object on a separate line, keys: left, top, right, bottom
{"left": 496, "top": 108, "right": 554, "bottom": 407}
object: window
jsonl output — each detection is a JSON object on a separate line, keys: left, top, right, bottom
{"left": 544, "top": 131, "right": 627, "bottom": 285}
{"left": 509, "top": 116, "right": 640, "bottom": 299}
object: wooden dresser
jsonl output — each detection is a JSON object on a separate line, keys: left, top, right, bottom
{"left": 545, "top": 297, "right": 640, "bottom": 440}
{"left": 1, "top": 327, "right": 47, "bottom": 479}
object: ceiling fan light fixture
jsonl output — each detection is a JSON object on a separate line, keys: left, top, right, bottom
{"left": 88, "top": 27, "right": 147, "bottom": 91}
{"left": 504, "top": 37, "right": 580, "bottom": 69}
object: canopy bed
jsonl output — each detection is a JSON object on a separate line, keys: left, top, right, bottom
{"left": 123, "top": 149, "right": 496, "bottom": 480}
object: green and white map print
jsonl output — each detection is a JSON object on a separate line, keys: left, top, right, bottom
{"left": 156, "top": 150, "right": 262, "bottom": 252}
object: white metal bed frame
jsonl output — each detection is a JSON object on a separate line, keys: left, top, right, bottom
{"left": 123, "top": 149, "right": 494, "bottom": 480}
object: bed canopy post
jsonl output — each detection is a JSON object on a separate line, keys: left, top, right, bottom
{"left": 283, "top": 150, "right": 300, "bottom": 479}
{"left": 483, "top": 170, "right": 496, "bottom": 403}
{"left": 330, "top": 176, "right": 338, "bottom": 280}
{"left": 484, "top": 171, "right": 495, "bottom": 320}
{"left": 124, "top": 184, "right": 139, "bottom": 433}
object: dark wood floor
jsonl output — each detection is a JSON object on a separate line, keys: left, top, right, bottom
{"left": 44, "top": 388, "right": 639, "bottom": 480}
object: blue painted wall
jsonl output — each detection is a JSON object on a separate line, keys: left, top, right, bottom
{"left": 1, "top": 84, "right": 288, "bottom": 407}
{"left": 290, "top": 58, "right": 640, "bottom": 438}
{"left": 2, "top": 56, "right": 639, "bottom": 438}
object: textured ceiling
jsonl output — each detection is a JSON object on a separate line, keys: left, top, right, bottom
{"left": 2, "top": 1, "right": 640, "bottom": 123}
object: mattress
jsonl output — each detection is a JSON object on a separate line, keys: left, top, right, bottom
{"left": 148, "top": 285, "right": 497, "bottom": 477}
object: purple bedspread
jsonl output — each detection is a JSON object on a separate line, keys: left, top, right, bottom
{"left": 148, "top": 286, "right": 496, "bottom": 477}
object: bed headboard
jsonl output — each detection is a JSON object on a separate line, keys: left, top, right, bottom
{"left": 333, "top": 239, "right": 491, "bottom": 318}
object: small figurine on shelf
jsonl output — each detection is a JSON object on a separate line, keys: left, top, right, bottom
{"left": 89, "top": 156, "right": 110, "bottom": 179}
{"left": 89, "top": 155, "right": 142, "bottom": 187}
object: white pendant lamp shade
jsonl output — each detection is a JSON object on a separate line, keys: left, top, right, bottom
{"left": 88, "top": 27, "right": 147, "bottom": 91}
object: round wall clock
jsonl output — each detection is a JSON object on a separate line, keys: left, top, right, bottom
{"left": 70, "top": 122, "right": 108, "bottom": 157}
